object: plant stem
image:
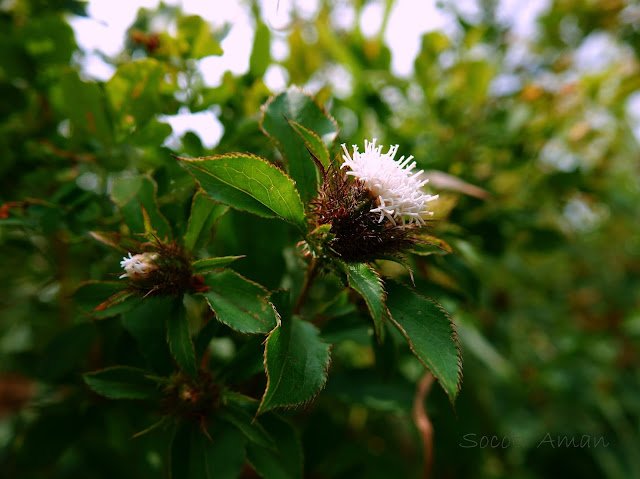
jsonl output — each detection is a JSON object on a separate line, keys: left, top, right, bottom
{"left": 413, "top": 372, "right": 435, "bottom": 479}
{"left": 293, "top": 257, "right": 320, "bottom": 315}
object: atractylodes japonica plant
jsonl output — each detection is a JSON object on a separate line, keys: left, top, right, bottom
{"left": 76, "top": 86, "right": 462, "bottom": 478}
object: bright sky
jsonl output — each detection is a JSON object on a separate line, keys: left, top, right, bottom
{"left": 68, "top": 0, "right": 639, "bottom": 147}
{"left": 72, "top": 0, "right": 478, "bottom": 147}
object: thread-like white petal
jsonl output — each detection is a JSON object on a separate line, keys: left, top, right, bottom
{"left": 341, "top": 139, "right": 438, "bottom": 226}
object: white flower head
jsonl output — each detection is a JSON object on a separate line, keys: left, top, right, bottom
{"left": 119, "top": 252, "right": 159, "bottom": 279}
{"left": 341, "top": 139, "right": 438, "bottom": 226}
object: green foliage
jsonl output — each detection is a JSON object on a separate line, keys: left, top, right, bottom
{"left": 84, "top": 366, "right": 162, "bottom": 400}
{"left": 183, "top": 191, "right": 229, "bottom": 252}
{"left": 246, "top": 414, "right": 303, "bottom": 479}
{"left": 2, "top": 1, "right": 640, "bottom": 478}
{"left": 346, "top": 262, "right": 386, "bottom": 338}
{"left": 260, "top": 86, "right": 339, "bottom": 200}
{"left": 191, "top": 256, "right": 243, "bottom": 273}
{"left": 202, "top": 270, "right": 278, "bottom": 334}
{"left": 176, "top": 15, "right": 223, "bottom": 59}
{"left": 111, "top": 175, "right": 172, "bottom": 239}
{"left": 166, "top": 298, "right": 197, "bottom": 379}
{"left": 286, "top": 118, "right": 332, "bottom": 170}
{"left": 73, "top": 281, "right": 141, "bottom": 318}
{"left": 386, "top": 280, "right": 462, "bottom": 404}
{"left": 170, "top": 420, "right": 245, "bottom": 479}
{"left": 179, "top": 153, "right": 307, "bottom": 229}
{"left": 259, "top": 316, "right": 331, "bottom": 414}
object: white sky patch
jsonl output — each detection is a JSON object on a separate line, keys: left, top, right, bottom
{"left": 454, "top": 0, "right": 483, "bottom": 24}
{"left": 360, "top": 0, "right": 384, "bottom": 37}
{"left": 197, "top": 18, "right": 253, "bottom": 86}
{"left": 385, "top": 0, "right": 455, "bottom": 77}
{"left": 78, "top": 52, "right": 115, "bottom": 81}
{"left": 159, "top": 107, "right": 223, "bottom": 149}
{"left": 294, "top": 0, "right": 320, "bottom": 19}
{"left": 489, "top": 73, "right": 522, "bottom": 97}
{"left": 181, "top": 0, "right": 254, "bottom": 87}
{"left": 327, "top": 63, "right": 353, "bottom": 99}
{"left": 69, "top": 0, "right": 160, "bottom": 56}
{"left": 271, "top": 36, "right": 290, "bottom": 61}
{"left": 264, "top": 64, "right": 289, "bottom": 92}
{"left": 330, "top": 2, "right": 356, "bottom": 31}
{"left": 626, "top": 91, "right": 640, "bottom": 144}
{"left": 261, "top": 0, "right": 321, "bottom": 29}
{"left": 496, "top": 0, "right": 551, "bottom": 40}
{"left": 573, "top": 31, "right": 625, "bottom": 73}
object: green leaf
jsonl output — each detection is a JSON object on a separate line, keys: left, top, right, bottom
{"left": 57, "top": 71, "right": 112, "bottom": 145}
{"left": 192, "top": 256, "right": 244, "bottom": 274}
{"left": 410, "top": 234, "right": 453, "bottom": 256}
{"left": 455, "top": 318, "right": 515, "bottom": 381}
{"left": 258, "top": 317, "right": 331, "bottom": 414}
{"left": 111, "top": 175, "right": 172, "bottom": 239}
{"left": 385, "top": 280, "right": 462, "bottom": 405}
{"left": 177, "top": 15, "right": 223, "bottom": 59}
{"left": 184, "top": 191, "right": 229, "bottom": 252}
{"left": 202, "top": 270, "right": 278, "bottom": 334}
{"left": 23, "top": 15, "right": 76, "bottom": 65}
{"left": 179, "top": 153, "right": 306, "bottom": 230}
{"left": 130, "top": 118, "right": 173, "bottom": 147}
{"left": 347, "top": 263, "right": 386, "bottom": 339}
{"left": 122, "top": 297, "right": 174, "bottom": 375}
{"left": 246, "top": 414, "right": 303, "bottom": 479}
{"left": 89, "top": 231, "right": 145, "bottom": 253}
{"left": 249, "top": 22, "right": 271, "bottom": 78}
{"left": 285, "top": 118, "right": 331, "bottom": 171}
{"left": 463, "top": 60, "right": 495, "bottom": 105}
{"left": 170, "top": 420, "right": 245, "bottom": 479}
{"left": 166, "top": 298, "right": 197, "bottom": 379}
{"left": 260, "top": 86, "right": 339, "bottom": 201}
{"left": 325, "top": 369, "right": 414, "bottom": 413}
{"left": 132, "top": 416, "right": 173, "bottom": 439}
{"left": 73, "top": 281, "right": 141, "bottom": 319}
{"left": 83, "top": 366, "right": 161, "bottom": 400}
{"left": 106, "top": 59, "right": 165, "bottom": 132}
{"left": 220, "top": 403, "right": 275, "bottom": 449}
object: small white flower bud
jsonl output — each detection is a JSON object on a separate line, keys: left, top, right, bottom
{"left": 119, "top": 252, "right": 159, "bottom": 279}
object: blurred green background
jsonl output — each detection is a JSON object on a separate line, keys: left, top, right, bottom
{"left": 1, "top": 0, "right": 639, "bottom": 478}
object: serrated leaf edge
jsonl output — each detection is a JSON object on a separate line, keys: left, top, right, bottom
{"left": 257, "top": 318, "right": 332, "bottom": 415}
{"left": 176, "top": 153, "right": 306, "bottom": 229}
{"left": 284, "top": 117, "right": 331, "bottom": 169}
{"left": 201, "top": 270, "right": 279, "bottom": 335}
{"left": 386, "top": 284, "right": 462, "bottom": 406}
{"left": 347, "top": 263, "right": 387, "bottom": 341}
{"left": 258, "top": 85, "right": 339, "bottom": 164}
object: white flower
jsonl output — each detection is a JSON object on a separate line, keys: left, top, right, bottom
{"left": 341, "top": 139, "right": 438, "bottom": 226}
{"left": 119, "top": 252, "right": 159, "bottom": 279}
